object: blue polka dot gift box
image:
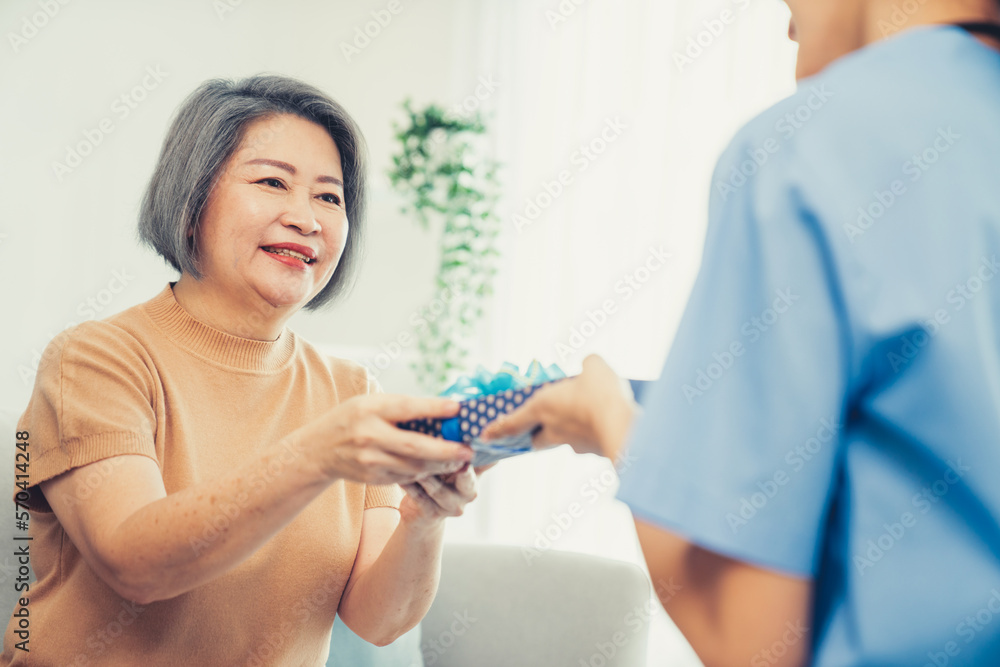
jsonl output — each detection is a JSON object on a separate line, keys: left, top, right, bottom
{"left": 398, "top": 361, "right": 566, "bottom": 467}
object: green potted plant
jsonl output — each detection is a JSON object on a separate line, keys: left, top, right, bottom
{"left": 387, "top": 100, "right": 502, "bottom": 393}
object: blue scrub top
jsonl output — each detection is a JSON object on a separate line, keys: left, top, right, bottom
{"left": 617, "top": 26, "right": 1000, "bottom": 667}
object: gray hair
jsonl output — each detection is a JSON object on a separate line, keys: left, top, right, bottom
{"left": 137, "top": 74, "right": 369, "bottom": 310}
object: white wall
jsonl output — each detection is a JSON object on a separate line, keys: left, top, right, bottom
{"left": 0, "top": 0, "right": 489, "bottom": 410}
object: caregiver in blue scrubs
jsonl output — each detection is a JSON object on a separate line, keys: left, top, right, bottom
{"left": 484, "top": 1, "right": 1000, "bottom": 665}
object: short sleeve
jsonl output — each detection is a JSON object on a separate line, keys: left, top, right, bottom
{"left": 363, "top": 483, "right": 404, "bottom": 510}
{"left": 361, "top": 369, "right": 403, "bottom": 510}
{"left": 616, "top": 138, "right": 851, "bottom": 577}
{"left": 17, "top": 322, "right": 158, "bottom": 512}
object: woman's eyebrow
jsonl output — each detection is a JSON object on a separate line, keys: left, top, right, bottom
{"left": 244, "top": 158, "right": 343, "bottom": 186}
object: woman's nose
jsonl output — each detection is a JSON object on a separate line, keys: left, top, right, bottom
{"left": 280, "top": 197, "right": 322, "bottom": 235}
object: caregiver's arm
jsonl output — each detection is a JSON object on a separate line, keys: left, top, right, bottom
{"left": 483, "top": 355, "right": 812, "bottom": 667}
{"left": 40, "top": 394, "right": 471, "bottom": 605}
{"left": 338, "top": 467, "right": 479, "bottom": 646}
{"left": 634, "top": 520, "right": 811, "bottom": 667}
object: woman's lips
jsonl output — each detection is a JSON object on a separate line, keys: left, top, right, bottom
{"left": 261, "top": 247, "right": 312, "bottom": 270}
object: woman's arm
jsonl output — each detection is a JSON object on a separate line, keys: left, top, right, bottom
{"left": 338, "top": 467, "right": 479, "bottom": 645}
{"left": 40, "top": 394, "right": 471, "bottom": 605}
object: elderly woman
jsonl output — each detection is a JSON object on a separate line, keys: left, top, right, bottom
{"left": 3, "top": 75, "right": 477, "bottom": 665}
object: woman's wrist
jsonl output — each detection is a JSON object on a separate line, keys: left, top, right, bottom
{"left": 284, "top": 428, "right": 343, "bottom": 488}
{"left": 397, "top": 503, "right": 448, "bottom": 539}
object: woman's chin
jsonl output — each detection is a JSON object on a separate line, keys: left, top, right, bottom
{"left": 253, "top": 282, "right": 315, "bottom": 311}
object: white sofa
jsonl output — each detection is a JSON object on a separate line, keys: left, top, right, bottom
{"left": 422, "top": 543, "right": 650, "bottom": 666}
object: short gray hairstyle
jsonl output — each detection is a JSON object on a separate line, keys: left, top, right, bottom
{"left": 138, "top": 74, "right": 369, "bottom": 310}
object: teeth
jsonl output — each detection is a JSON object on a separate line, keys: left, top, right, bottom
{"left": 264, "top": 247, "right": 312, "bottom": 263}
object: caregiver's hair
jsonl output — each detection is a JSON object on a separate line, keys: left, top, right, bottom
{"left": 138, "top": 74, "right": 369, "bottom": 310}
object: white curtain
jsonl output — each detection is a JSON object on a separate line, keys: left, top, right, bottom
{"left": 441, "top": 1, "right": 799, "bottom": 664}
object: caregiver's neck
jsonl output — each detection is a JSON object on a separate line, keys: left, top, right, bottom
{"left": 864, "top": 0, "right": 1000, "bottom": 49}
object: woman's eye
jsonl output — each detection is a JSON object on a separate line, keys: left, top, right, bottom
{"left": 319, "top": 193, "right": 342, "bottom": 205}
{"left": 258, "top": 178, "right": 285, "bottom": 189}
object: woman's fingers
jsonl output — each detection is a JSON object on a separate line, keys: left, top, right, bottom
{"left": 451, "top": 465, "right": 478, "bottom": 501}
{"left": 402, "top": 468, "right": 481, "bottom": 521}
{"left": 372, "top": 394, "right": 461, "bottom": 422}
{"left": 335, "top": 439, "right": 466, "bottom": 484}
{"left": 311, "top": 393, "right": 472, "bottom": 484}
{"left": 372, "top": 421, "right": 472, "bottom": 466}
{"left": 355, "top": 449, "right": 439, "bottom": 483}
{"left": 417, "top": 475, "right": 467, "bottom": 516}
{"left": 401, "top": 482, "right": 440, "bottom": 514}
{"left": 402, "top": 480, "right": 463, "bottom": 518}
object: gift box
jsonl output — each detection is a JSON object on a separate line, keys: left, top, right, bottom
{"left": 398, "top": 361, "right": 566, "bottom": 467}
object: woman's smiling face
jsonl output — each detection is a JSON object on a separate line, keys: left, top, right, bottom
{"left": 192, "top": 113, "right": 349, "bottom": 312}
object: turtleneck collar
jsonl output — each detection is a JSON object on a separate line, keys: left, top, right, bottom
{"left": 142, "top": 283, "right": 297, "bottom": 373}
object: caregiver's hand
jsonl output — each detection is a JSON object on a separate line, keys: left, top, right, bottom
{"left": 481, "top": 355, "right": 640, "bottom": 460}
{"left": 296, "top": 393, "right": 473, "bottom": 486}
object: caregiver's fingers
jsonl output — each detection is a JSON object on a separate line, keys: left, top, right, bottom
{"left": 480, "top": 391, "right": 547, "bottom": 441}
{"left": 529, "top": 425, "right": 572, "bottom": 450}
{"left": 581, "top": 353, "right": 615, "bottom": 376}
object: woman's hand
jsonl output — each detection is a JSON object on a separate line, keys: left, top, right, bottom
{"left": 398, "top": 463, "right": 485, "bottom": 527}
{"left": 296, "top": 393, "right": 473, "bottom": 486}
{"left": 338, "top": 461, "right": 491, "bottom": 644}
{"left": 481, "top": 354, "right": 640, "bottom": 460}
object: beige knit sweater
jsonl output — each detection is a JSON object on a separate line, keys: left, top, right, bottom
{"left": 3, "top": 283, "right": 401, "bottom": 666}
